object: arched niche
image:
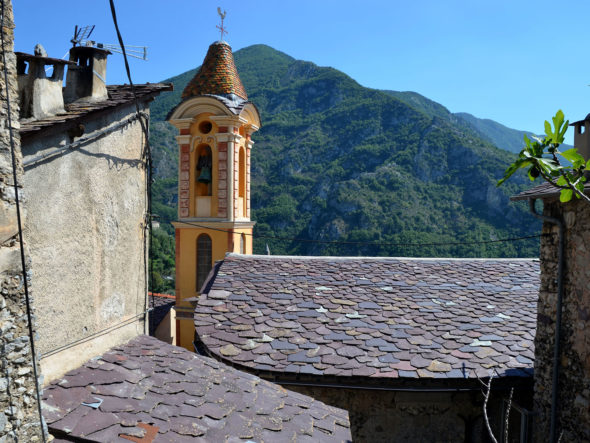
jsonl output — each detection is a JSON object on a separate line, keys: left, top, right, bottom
{"left": 194, "top": 144, "right": 212, "bottom": 217}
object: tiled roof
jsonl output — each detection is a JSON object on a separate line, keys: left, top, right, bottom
{"left": 43, "top": 335, "right": 351, "bottom": 442}
{"left": 182, "top": 41, "right": 248, "bottom": 100}
{"left": 19, "top": 84, "right": 173, "bottom": 137}
{"left": 149, "top": 293, "right": 175, "bottom": 335}
{"left": 511, "top": 181, "right": 590, "bottom": 201}
{"left": 195, "top": 254, "right": 540, "bottom": 381}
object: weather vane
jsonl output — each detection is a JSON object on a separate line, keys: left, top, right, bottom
{"left": 216, "top": 7, "right": 227, "bottom": 41}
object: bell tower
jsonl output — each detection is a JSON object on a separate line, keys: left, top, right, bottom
{"left": 168, "top": 40, "right": 260, "bottom": 350}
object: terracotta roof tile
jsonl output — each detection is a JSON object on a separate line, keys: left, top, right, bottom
{"left": 182, "top": 41, "right": 247, "bottom": 100}
{"left": 43, "top": 335, "right": 351, "bottom": 442}
{"left": 195, "top": 254, "right": 540, "bottom": 382}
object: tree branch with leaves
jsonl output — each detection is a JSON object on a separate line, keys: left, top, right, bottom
{"left": 497, "top": 110, "right": 590, "bottom": 204}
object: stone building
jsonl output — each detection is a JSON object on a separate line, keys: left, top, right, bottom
{"left": 16, "top": 44, "right": 171, "bottom": 383}
{"left": 0, "top": 1, "right": 44, "bottom": 440}
{"left": 194, "top": 254, "right": 539, "bottom": 441}
{"left": 513, "top": 177, "right": 590, "bottom": 440}
{"left": 167, "top": 40, "right": 260, "bottom": 351}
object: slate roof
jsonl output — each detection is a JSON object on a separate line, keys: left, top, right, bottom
{"left": 511, "top": 181, "right": 590, "bottom": 201}
{"left": 43, "top": 335, "right": 351, "bottom": 442}
{"left": 194, "top": 254, "right": 540, "bottom": 382}
{"left": 182, "top": 41, "right": 248, "bottom": 100}
{"left": 19, "top": 84, "right": 173, "bottom": 138}
{"left": 149, "top": 293, "right": 175, "bottom": 335}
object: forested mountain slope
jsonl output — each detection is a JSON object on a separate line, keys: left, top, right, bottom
{"left": 148, "top": 44, "right": 541, "bottom": 289}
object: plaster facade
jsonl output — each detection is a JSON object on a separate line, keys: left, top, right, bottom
{"left": 534, "top": 197, "right": 590, "bottom": 441}
{"left": 0, "top": 1, "right": 44, "bottom": 439}
{"left": 21, "top": 103, "right": 149, "bottom": 383}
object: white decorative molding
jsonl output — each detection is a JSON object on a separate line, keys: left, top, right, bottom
{"left": 175, "top": 135, "right": 191, "bottom": 145}
{"left": 169, "top": 118, "right": 193, "bottom": 131}
{"left": 168, "top": 97, "right": 233, "bottom": 121}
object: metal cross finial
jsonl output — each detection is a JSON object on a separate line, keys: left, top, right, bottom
{"left": 216, "top": 7, "right": 227, "bottom": 41}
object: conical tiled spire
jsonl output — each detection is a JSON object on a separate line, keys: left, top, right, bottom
{"left": 182, "top": 41, "right": 247, "bottom": 100}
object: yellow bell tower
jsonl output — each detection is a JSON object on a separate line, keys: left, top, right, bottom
{"left": 167, "top": 40, "right": 260, "bottom": 350}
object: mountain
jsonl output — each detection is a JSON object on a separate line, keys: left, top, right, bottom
{"left": 454, "top": 112, "right": 538, "bottom": 154}
{"left": 148, "top": 44, "right": 541, "bottom": 289}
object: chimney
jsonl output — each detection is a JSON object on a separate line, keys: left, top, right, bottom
{"left": 63, "top": 45, "right": 110, "bottom": 103}
{"left": 571, "top": 114, "right": 590, "bottom": 161}
{"left": 16, "top": 45, "right": 73, "bottom": 119}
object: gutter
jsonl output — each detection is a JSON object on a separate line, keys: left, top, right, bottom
{"left": 529, "top": 198, "right": 564, "bottom": 443}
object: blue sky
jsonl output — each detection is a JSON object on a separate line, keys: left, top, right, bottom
{"left": 14, "top": 1, "right": 590, "bottom": 143}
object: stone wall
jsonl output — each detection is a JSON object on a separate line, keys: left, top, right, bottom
{"left": 0, "top": 1, "right": 44, "bottom": 440}
{"left": 287, "top": 384, "right": 523, "bottom": 442}
{"left": 21, "top": 102, "right": 149, "bottom": 384}
{"left": 534, "top": 198, "right": 590, "bottom": 441}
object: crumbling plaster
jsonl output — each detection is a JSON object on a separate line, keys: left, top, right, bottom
{"left": 21, "top": 103, "right": 149, "bottom": 383}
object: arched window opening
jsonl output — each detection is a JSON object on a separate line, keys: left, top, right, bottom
{"left": 240, "top": 233, "right": 245, "bottom": 254}
{"left": 196, "top": 234, "right": 212, "bottom": 292}
{"left": 238, "top": 147, "right": 246, "bottom": 217}
{"left": 196, "top": 144, "right": 212, "bottom": 197}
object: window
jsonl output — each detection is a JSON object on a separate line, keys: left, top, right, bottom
{"left": 240, "top": 233, "right": 245, "bottom": 254}
{"left": 196, "top": 234, "right": 212, "bottom": 292}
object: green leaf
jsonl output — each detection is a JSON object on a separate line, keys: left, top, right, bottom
{"left": 586, "top": 159, "right": 590, "bottom": 170}
{"left": 556, "top": 176, "right": 567, "bottom": 186}
{"left": 544, "top": 120, "right": 553, "bottom": 139}
{"left": 497, "top": 158, "right": 530, "bottom": 186}
{"left": 561, "top": 148, "right": 585, "bottom": 165}
{"left": 560, "top": 188, "right": 573, "bottom": 202}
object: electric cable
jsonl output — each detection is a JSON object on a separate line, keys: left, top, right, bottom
{"left": 177, "top": 219, "right": 545, "bottom": 249}
{"left": 0, "top": 1, "right": 46, "bottom": 440}
{"left": 108, "top": 0, "right": 155, "bottom": 334}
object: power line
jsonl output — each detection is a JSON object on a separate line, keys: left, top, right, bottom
{"left": 0, "top": 1, "right": 46, "bottom": 440}
{"left": 177, "top": 220, "right": 544, "bottom": 249}
{"left": 108, "top": 0, "right": 155, "bottom": 332}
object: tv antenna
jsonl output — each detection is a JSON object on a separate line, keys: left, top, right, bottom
{"left": 216, "top": 7, "right": 227, "bottom": 41}
{"left": 70, "top": 25, "right": 148, "bottom": 61}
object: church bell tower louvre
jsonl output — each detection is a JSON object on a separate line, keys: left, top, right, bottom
{"left": 167, "top": 31, "right": 260, "bottom": 350}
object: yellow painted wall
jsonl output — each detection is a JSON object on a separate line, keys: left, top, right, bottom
{"left": 176, "top": 227, "right": 229, "bottom": 308}
{"left": 177, "top": 317, "right": 195, "bottom": 351}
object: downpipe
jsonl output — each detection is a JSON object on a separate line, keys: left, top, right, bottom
{"left": 529, "top": 198, "right": 564, "bottom": 443}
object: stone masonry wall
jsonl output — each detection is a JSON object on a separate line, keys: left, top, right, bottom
{"left": 287, "top": 384, "right": 515, "bottom": 442}
{"left": 534, "top": 198, "right": 590, "bottom": 441}
{"left": 0, "top": 1, "right": 44, "bottom": 440}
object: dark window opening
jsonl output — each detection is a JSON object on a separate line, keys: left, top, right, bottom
{"left": 196, "top": 234, "right": 212, "bottom": 292}
{"left": 199, "top": 121, "right": 212, "bottom": 134}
